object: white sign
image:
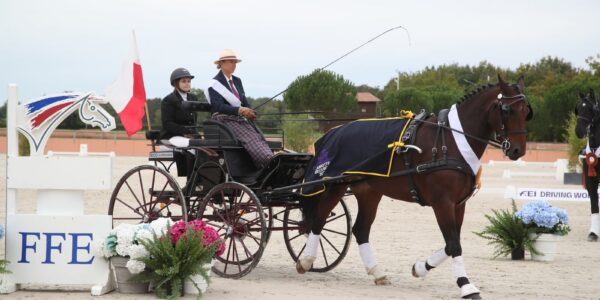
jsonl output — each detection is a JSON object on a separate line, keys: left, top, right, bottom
{"left": 6, "top": 215, "right": 111, "bottom": 285}
{"left": 514, "top": 187, "right": 591, "bottom": 202}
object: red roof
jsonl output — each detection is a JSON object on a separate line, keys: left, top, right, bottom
{"left": 356, "top": 92, "right": 380, "bottom": 103}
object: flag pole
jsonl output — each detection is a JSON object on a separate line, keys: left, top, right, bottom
{"left": 144, "top": 103, "right": 151, "bottom": 130}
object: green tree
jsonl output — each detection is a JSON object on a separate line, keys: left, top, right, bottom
{"left": 284, "top": 70, "right": 357, "bottom": 114}
{"left": 382, "top": 87, "right": 433, "bottom": 116}
{"left": 282, "top": 115, "right": 321, "bottom": 152}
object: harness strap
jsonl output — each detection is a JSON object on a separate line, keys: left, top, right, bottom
{"left": 402, "top": 111, "right": 429, "bottom": 206}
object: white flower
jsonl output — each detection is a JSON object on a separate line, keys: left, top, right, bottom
{"left": 115, "top": 243, "right": 130, "bottom": 257}
{"left": 126, "top": 259, "right": 146, "bottom": 274}
{"left": 135, "top": 228, "right": 154, "bottom": 243}
{"left": 150, "top": 218, "right": 173, "bottom": 236}
{"left": 92, "top": 239, "right": 106, "bottom": 258}
{"left": 128, "top": 244, "right": 149, "bottom": 260}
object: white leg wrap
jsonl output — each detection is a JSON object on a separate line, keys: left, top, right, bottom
{"left": 427, "top": 248, "right": 450, "bottom": 267}
{"left": 452, "top": 256, "right": 468, "bottom": 279}
{"left": 358, "top": 243, "right": 378, "bottom": 270}
{"left": 367, "top": 264, "right": 385, "bottom": 279}
{"left": 460, "top": 283, "right": 480, "bottom": 297}
{"left": 413, "top": 260, "right": 428, "bottom": 277}
{"left": 591, "top": 214, "right": 599, "bottom": 235}
{"left": 304, "top": 232, "right": 320, "bottom": 258}
{"left": 299, "top": 255, "right": 316, "bottom": 271}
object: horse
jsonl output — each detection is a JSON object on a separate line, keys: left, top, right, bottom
{"left": 297, "top": 75, "right": 531, "bottom": 299}
{"left": 17, "top": 92, "right": 116, "bottom": 155}
{"left": 574, "top": 89, "right": 600, "bottom": 242}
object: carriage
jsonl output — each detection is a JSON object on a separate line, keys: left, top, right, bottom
{"left": 108, "top": 103, "right": 353, "bottom": 278}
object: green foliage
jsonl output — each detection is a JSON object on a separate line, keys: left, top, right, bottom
{"left": 565, "top": 113, "right": 586, "bottom": 171}
{"left": 18, "top": 133, "right": 30, "bottom": 156}
{"left": 282, "top": 115, "right": 321, "bottom": 152}
{"left": 0, "top": 259, "right": 10, "bottom": 274}
{"left": 383, "top": 87, "right": 433, "bottom": 116}
{"left": 284, "top": 69, "right": 357, "bottom": 114}
{"left": 132, "top": 226, "right": 216, "bottom": 299}
{"left": 474, "top": 200, "right": 541, "bottom": 258}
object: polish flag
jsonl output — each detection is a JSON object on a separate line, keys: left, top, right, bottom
{"left": 105, "top": 31, "right": 147, "bottom": 136}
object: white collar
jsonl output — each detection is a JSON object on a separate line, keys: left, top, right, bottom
{"left": 448, "top": 104, "right": 481, "bottom": 174}
{"left": 222, "top": 72, "right": 234, "bottom": 82}
{"left": 586, "top": 141, "right": 600, "bottom": 156}
{"left": 178, "top": 91, "right": 188, "bottom": 101}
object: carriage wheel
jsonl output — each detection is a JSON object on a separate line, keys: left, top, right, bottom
{"left": 283, "top": 199, "right": 352, "bottom": 272}
{"left": 108, "top": 165, "right": 187, "bottom": 227}
{"left": 197, "top": 182, "right": 267, "bottom": 279}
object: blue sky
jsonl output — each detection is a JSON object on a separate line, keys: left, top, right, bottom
{"left": 1, "top": 0, "right": 599, "bottom": 103}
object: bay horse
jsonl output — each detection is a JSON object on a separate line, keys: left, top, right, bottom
{"left": 298, "top": 75, "right": 531, "bottom": 299}
{"left": 574, "top": 89, "right": 600, "bottom": 242}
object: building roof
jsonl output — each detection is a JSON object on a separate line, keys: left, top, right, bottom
{"left": 356, "top": 92, "right": 381, "bottom": 103}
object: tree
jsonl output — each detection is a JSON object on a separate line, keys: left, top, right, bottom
{"left": 382, "top": 87, "right": 433, "bottom": 116}
{"left": 284, "top": 70, "right": 357, "bottom": 114}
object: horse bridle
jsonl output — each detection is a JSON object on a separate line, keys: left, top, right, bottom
{"left": 493, "top": 92, "right": 532, "bottom": 154}
{"left": 576, "top": 96, "right": 600, "bottom": 135}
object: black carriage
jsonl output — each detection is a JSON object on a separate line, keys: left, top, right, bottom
{"left": 108, "top": 104, "right": 352, "bottom": 278}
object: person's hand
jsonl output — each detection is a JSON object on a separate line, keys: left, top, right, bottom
{"left": 239, "top": 107, "right": 257, "bottom": 120}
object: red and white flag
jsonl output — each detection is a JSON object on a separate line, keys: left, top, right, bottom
{"left": 106, "top": 31, "right": 147, "bottom": 136}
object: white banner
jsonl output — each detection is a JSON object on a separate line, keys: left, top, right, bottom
{"left": 6, "top": 215, "right": 111, "bottom": 285}
{"left": 513, "top": 187, "right": 593, "bottom": 202}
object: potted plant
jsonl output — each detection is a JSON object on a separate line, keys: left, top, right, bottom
{"left": 474, "top": 200, "right": 539, "bottom": 260}
{"left": 0, "top": 224, "right": 9, "bottom": 275}
{"left": 93, "top": 218, "right": 173, "bottom": 293}
{"left": 132, "top": 219, "right": 225, "bottom": 299}
{"left": 515, "top": 201, "right": 571, "bottom": 261}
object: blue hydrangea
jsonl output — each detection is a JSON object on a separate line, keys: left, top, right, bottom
{"left": 0, "top": 224, "right": 4, "bottom": 240}
{"left": 515, "top": 201, "right": 569, "bottom": 229}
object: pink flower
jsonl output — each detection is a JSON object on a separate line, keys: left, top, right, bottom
{"left": 169, "top": 220, "right": 225, "bottom": 256}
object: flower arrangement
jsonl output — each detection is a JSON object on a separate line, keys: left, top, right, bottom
{"left": 93, "top": 218, "right": 173, "bottom": 274}
{"left": 515, "top": 201, "right": 571, "bottom": 236}
{"left": 132, "top": 219, "right": 225, "bottom": 299}
{"left": 0, "top": 224, "right": 9, "bottom": 274}
{"left": 474, "top": 200, "right": 539, "bottom": 259}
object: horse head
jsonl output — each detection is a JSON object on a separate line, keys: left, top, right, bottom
{"left": 575, "top": 89, "right": 599, "bottom": 139}
{"left": 486, "top": 75, "right": 531, "bottom": 160}
{"left": 78, "top": 93, "right": 116, "bottom": 132}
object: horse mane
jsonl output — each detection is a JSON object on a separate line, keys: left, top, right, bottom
{"left": 457, "top": 83, "right": 497, "bottom": 105}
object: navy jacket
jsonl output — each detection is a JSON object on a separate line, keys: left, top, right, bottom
{"left": 160, "top": 91, "right": 198, "bottom": 139}
{"left": 208, "top": 71, "right": 251, "bottom": 115}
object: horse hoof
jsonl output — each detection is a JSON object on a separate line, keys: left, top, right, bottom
{"left": 296, "top": 261, "right": 307, "bottom": 274}
{"left": 374, "top": 276, "right": 391, "bottom": 286}
{"left": 588, "top": 232, "right": 598, "bottom": 242}
{"left": 411, "top": 264, "right": 418, "bottom": 277}
{"left": 462, "top": 293, "right": 481, "bottom": 299}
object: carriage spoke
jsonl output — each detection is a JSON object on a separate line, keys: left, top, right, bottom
{"left": 150, "top": 181, "right": 170, "bottom": 212}
{"left": 115, "top": 197, "right": 144, "bottom": 217}
{"left": 124, "top": 181, "right": 145, "bottom": 213}
{"left": 321, "top": 227, "right": 348, "bottom": 236}
{"left": 137, "top": 171, "right": 147, "bottom": 209}
{"left": 288, "top": 232, "right": 303, "bottom": 242}
{"left": 320, "top": 233, "right": 342, "bottom": 256}
{"left": 238, "top": 238, "right": 254, "bottom": 261}
{"left": 296, "top": 243, "right": 307, "bottom": 260}
{"left": 232, "top": 239, "right": 243, "bottom": 274}
{"left": 320, "top": 240, "right": 329, "bottom": 266}
{"left": 223, "top": 237, "right": 234, "bottom": 274}
{"left": 326, "top": 213, "right": 346, "bottom": 224}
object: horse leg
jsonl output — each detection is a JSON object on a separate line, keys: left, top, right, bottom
{"left": 296, "top": 185, "right": 347, "bottom": 274}
{"left": 350, "top": 184, "right": 390, "bottom": 285}
{"left": 585, "top": 165, "right": 600, "bottom": 241}
{"left": 431, "top": 200, "right": 480, "bottom": 299}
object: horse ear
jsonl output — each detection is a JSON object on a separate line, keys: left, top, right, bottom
{"left": 497, "top": 74, "right": 508, "bottom": 89}
{"left": 590, "top": 89, "right": 596, "bottom": 100}
{"left": 517, "top": 75, "right": 525, "bottom": 92}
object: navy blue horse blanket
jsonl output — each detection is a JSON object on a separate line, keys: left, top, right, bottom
{"left": 302, "top": 116, "right": 412, "bottom": 195}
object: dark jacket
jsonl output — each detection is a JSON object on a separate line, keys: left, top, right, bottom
{"left": 208, "top": 71, "right": 251, "bottom": 115}
{"left": 160, "top": 91, "right": 198, "bottom": 139}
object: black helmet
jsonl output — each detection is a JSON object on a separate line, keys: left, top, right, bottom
{"left": 170, "top": 68, "right": 194, "bottom": 86}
